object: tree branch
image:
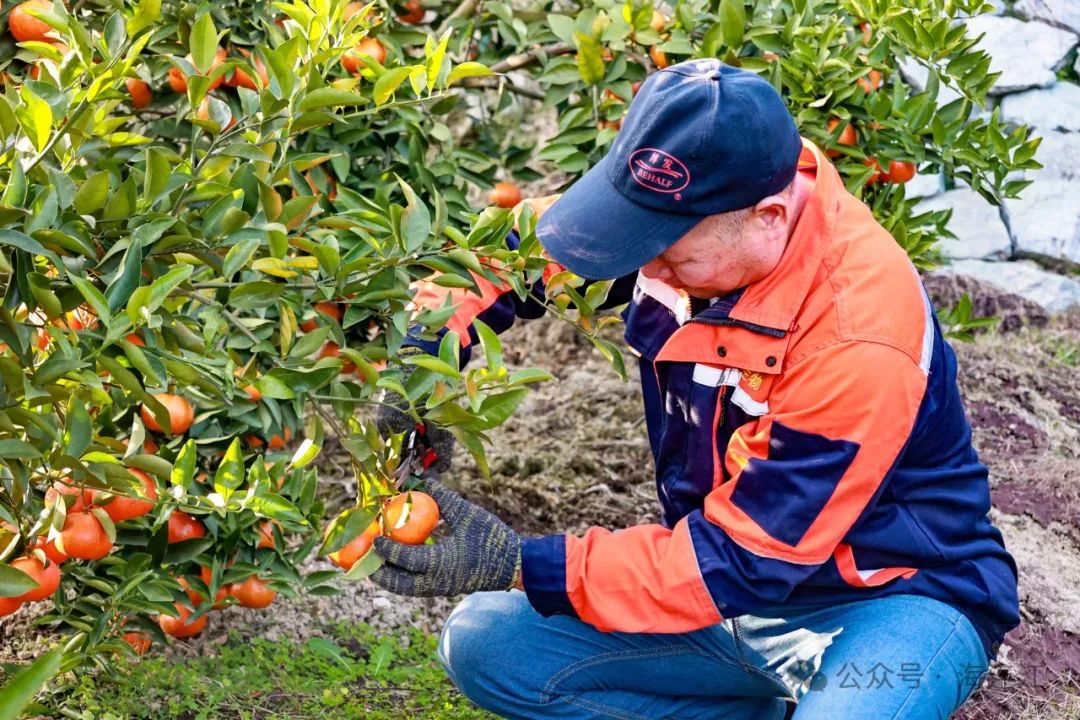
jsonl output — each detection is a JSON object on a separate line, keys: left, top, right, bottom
{"left": 459, "top": 78, "right": 546, "bottom": 100}
{"left": 176, "top": 290, "right": 354, "bottom": 445}
{"left": 438, "top": 0, "right": 480, "bottom": 34}
{"left": 489, "top": 43, "right": 575, "bottom": 73}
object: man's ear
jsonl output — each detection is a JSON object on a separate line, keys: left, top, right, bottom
{"left": 751, "top": 193, "right": 789, "bottom": 231}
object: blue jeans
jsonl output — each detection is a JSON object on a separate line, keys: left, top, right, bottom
{"left": 437, "top": 591, "right": 989, "bottom": 719}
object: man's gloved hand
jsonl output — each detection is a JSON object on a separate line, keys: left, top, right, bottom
{"left": 371, "top": 477, "right": 521, "bottom": 597}
{"left": 375, "top": 348, "right": 455, "bottom": 474}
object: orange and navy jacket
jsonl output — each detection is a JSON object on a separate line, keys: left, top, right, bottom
{"left": 406, "top": 140, "right": 1019, "bottom": 658}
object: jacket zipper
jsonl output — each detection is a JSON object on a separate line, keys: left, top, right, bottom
{"left": 688, "top": 315, "right": 788, "bottom": 338}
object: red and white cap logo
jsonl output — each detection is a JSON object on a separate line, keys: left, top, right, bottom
{"left": 628, "top": 148, "right": 691, "bottom": 196}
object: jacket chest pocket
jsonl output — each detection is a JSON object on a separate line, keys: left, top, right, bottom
{"left": 655, "top": 363, "right": 773, "bottom": 521}
{"left": 688, "top": 364, "right": 775, "bottom": 486}
{"left": 654, "top": 364, "right": 729, "bottom": 522}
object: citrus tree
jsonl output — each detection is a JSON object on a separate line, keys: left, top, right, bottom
{"left": 0, "top": 0, "right": 1038, "bottom": 682}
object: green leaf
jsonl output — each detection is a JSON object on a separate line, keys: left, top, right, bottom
{"left": 105, "top": 238, "right": 145, "bottom": 312}
{"left": 547, "top": 14, "right": 577, "bottom": 45}
{"left": 373, "top": 67, "right": 414, "bottom": 105}
{"left": 126, "top": 453, "right": 174, "bottom": 479}
{"left": 147, "top": 265, "right": 193, "bottom": 311}
{"left": 477, "top": 388, "right": 527, "bottom": 428}
{"left": 431, "top": 274, "right": 476, "bottom": 289}
{"left": 0, "top": 230, "right": 59, "bottom": 270}
{"left": 16, "top": 87, "right": 53, "bottom": 152}
{"left": 288, "top": 326, "right": 330, "bottom": 360}
{"left": 397, "top": 179, "right": 431, "bottom": 251}
{"left": 297, "top": 87, "right": 368, "bottom": 111}
{"left": 171, "top": 441, "right": 197, "bottom": 487}
{"left": 189, "top": 12, "right": 220, "bottom": 74}
{"left": 69, "top": 277, "right": 112, "bottom": 328}
{"left": 260, "top": 367, "right": 339, "bottom": 397}
{"left": 0, "top": 564, "right": 38, "bottom": 598}
{"left": 213, "top": 438, "right": 245, "bottom": 494}
{"left": 120, "top": 340, "right": 159, "bottom": 386}
{"left": 125, "top": 286, "right": 151, "bottom": 327}
{"left": 0, "top": 440, "right": 41, "bottom": 459}
{"left": 247, "top": 493, "right": 303, "bottom": 524}
{"left": 142, "top": 148, "right": 172, "bottom": 207}
{"left": 0, "top": 647, "right": 63, "bottom": 720}
{"left": 229, "top": 281, "right": 284, "bottom": 309}
{"left": 342, "top": 547, "right": 384, "bottom": 580}
{"left": 163, "top": 537, "right": 215, "bottom": 565}
{"left": 63, "top": 398, "right": 92, "bottom": 458}
{"left": 719, "top": 0, "right": 746, "bottom": 49}
{"left": 222, "top": 237, "right": 261, "bottom": 281}
{"left": 509, "top": 368, "right": 555, "bottom": 385}
{"left": 128, "top": 0, "right": 161, "bottom": 35}
{"left": 74, "top": 172, "right": 110, "bottom": 215}
{"left": 402, "top": 354, "right": 460, "bottom": 378}
{"left": 306, "top": 637, "right": 350, "bottom": 667}
{"left": 426, "top": 29, "right": 452, "bottom": 90}
{"left": 320, "top": 507, "right": 377, "bottom": 555}
{"left": 574, "top": 33, "right": 605, "bottom": 86}
{"left": 288, "top": 415, "right": 322, "bottom": 470}
{"left": 96, "top": 356, "right": 145, "bottom": 396}
{"left": 447, "top": 62, "right": 493, "bottom": 85}
{"left": 473, "top": 319, "right": 502, "bottom": 370}
{"left": 2, "top": 160, "right": 26, "bottom": 207}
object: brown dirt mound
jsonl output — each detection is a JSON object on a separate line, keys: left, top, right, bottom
{"left": 923, "top": 273, "right": 1050, "bottom": 334}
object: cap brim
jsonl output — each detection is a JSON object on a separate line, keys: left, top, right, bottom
{"left": 536, "top": 154, "right": 704, "bottom": 280}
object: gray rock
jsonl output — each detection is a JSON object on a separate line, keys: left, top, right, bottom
{"left": 938, "top": 259, "right": 1080, "bottom": 313}
{"left": 916, "top": 188, "right": 1012, "bottom": 259}
{"left": 906, "top": 170, "right": 944, "bottom": 199}
{"left": 964, "top": 16, "right": 1077, "bottom": 94}
{"left": 898, "top": 57, "right": 964, "bottom": 108}
{"left": 999, "top": 82, "right": 1080, "bottom": 132}
{"left": 1013, "top": 131, "right": 1080, "bottom": 181}
{"left": 1014, "top": 0, "right": 1080, "bottom": 36}
{"left": 922, "top": 273, "right": 1049, "bottom": 333}
{"left": 1003, "top": 180, "right": 1080, "bottom": 263}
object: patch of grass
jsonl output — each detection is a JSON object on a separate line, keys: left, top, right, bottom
{"left": 41, "top": 624, "right": 495, "bottom": 719}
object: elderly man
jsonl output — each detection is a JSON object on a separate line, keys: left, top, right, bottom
{"left": 371, "top": 59, "right": 1019, "bottom": 720}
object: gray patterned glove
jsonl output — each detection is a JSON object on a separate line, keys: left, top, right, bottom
{"left": 370, "top": 477, "right": 521, "bottom": 597}
{"left": 375, "top": 348, "right": 455, "bottom": 474}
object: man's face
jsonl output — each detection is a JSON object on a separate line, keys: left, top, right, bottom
{"left": 639, "top": 210, "right": 789, "bottom": 299}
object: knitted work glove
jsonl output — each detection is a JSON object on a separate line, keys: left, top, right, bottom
{"left": 370, "top": 477, "right": 521, "bottom": 597}
{"left": 375, "top": 348, "right": 455, "bottom": 474}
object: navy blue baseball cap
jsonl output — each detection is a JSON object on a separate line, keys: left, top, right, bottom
{"left": 536, "top": 59, "right": 803, "bottom": 280}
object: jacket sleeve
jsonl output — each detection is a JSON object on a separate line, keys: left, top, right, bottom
{"left": 519, "top": 340, "right": 929, "bottom": 633}
{"left": 405, "top": 230, "right": 635, "bottom": 364}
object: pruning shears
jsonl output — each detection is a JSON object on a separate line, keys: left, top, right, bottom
{"left": 392, "top": 423, "right": 441, "bottom": 490}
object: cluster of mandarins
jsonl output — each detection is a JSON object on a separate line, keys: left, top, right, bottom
{"left": 822, "top": 24, "right": 915, "bottom": 185}
{"left": 325, "top": 490, "right": 440, "bottom": 571}
{"left": 591, "top": 10, "right": 666, "bottom": 134}
{"left": 4, "top": 316, "right": 444, "bottom": 655}
{"left": 5, "top": 0, "right": 425, "bottom": 132}
{"left": 643, "top": 10, "right": 672, "bottom": 70}
{"left": 147, "top": 489, "right": 444, "bottom": 647}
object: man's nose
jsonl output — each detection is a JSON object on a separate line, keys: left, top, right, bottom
{"left": 641, "top": 258, "right": 671, "bottom": 281}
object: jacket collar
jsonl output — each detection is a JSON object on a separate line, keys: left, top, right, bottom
{"left": 725, "top": 139, "right": 838, "bottom": 333}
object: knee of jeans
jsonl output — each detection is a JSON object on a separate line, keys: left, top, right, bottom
{"left": 438, "top": 592, "right": 519, "bottom": 696}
